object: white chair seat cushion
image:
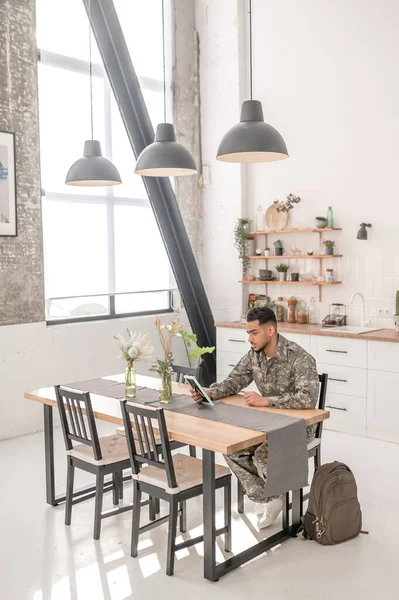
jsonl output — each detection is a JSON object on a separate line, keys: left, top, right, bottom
{"left": 67, "top": 433, "right": 130, "bottom": 466}
{"left": 132, "top": 453, "right": 230, "bottom": 495}
{"left": 115, "top": 426, "right": 161, "bottom": 446}
{"left": 307, "top": 437, "right": 321, "bottom": 452}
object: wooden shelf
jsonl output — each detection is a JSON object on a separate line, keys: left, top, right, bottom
{"left": 249, "top": 255, "right": 343, "bottom": 259}
{"left": 239, "top": 280, "right": 342, "bottom": 285}
{"left": 248, "top": 228, "right": 342, "bottom": 235}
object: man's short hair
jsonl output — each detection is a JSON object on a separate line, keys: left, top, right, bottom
{"left": 246, "top": 306, "right": 277, "bottom": 328}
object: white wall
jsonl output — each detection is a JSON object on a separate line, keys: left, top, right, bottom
{"left": 0, "top": 314, "right": 188, "bottom": 441}
{"left": 198, "top": 0, "right": 399, "bottom": 327}
{"left": 196, "top": 0, "right": 249, "bottom": 322}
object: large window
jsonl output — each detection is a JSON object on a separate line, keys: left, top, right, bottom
{"left": 36, "top": 0, "right": 175, "bottom": 322}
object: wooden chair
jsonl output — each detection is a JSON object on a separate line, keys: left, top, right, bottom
{"left": 120, "top": 399, "right": 232, "bottom": 576}
{"left": 55, "top": 385, "right": 133, "bottom": 540}
{"left": 236, "top": 373, "right": 329, "bottom": 514}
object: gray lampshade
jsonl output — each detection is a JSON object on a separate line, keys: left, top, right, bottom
{"left": 135, "top": 123, "right": 197, "bottom": 177}
{"left": 216, "top": 100, "right": 288, "bottom": 163}
{"left": 65, "top": 140, "right": 122, "bottom": 186}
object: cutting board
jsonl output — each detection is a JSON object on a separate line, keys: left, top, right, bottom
{"left": 265, "top": 204, "right": 288, "bottom": 231}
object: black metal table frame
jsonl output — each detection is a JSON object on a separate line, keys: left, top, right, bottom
{"left": 43, "top": 403, "right": 303, "bottom": 580}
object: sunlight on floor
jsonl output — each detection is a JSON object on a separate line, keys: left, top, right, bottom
{"left": 138, "top": 553, "right": 161, "bottom": 578}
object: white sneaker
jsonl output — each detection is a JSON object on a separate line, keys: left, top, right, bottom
{"left": 257, "top": 497, "right": 283, "bottom": 529}
{"left": 254, "top": 502, "right": 265, "bottom": 515}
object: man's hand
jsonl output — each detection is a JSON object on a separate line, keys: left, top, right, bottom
{"left": 244, "top": 391, "right": 269, "bottom": 407}
{"left": 188, "top": 387, "right": 211, "bottom": 404}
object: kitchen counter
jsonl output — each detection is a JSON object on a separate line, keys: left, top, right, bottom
{"left": 214, "top": 321, "right": 399, "bottom": 343}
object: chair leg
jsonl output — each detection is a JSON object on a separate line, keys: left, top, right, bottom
{"left": 179, "top": 500, "right": 187, "bottom": 533}
{"left": 314, "top": 447, "right": 321, "bottom": 470}
{"left": 65, "top": 458, "right": 75, "bottom": 526}
{"left": 155, "top": 497, "right": 161, "bottom": 514}
{"left": 224, "top": 478, "right": 232, "bottom": 552}
{"left": 118, "top": 471, "right": 124, "bottom": 500}
{"left": 282, "top": 492, "right": 290, "bottom": 529}
{"left": 112, "top": 473, "right": 119, "bottom": 506}
{"left": 189, "top": 445, "right": 196, "bottom": 457}
{"left": 93, "top": 471, "right": 104, "bottom": 540}
{"left": 149, "top": 496, "right": 156, "bottom": 521}
{"left": 166, "top": 499, "right": 178, "bottom": 576}
{"left": 237, "top": 479, "right": 244, "bottom": 514}
{"left": 131, "top": 482, "right": 142, "bottom": 558}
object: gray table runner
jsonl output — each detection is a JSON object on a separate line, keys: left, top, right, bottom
{"left": 65, "top": 377, "right": 308, "bottom": 496}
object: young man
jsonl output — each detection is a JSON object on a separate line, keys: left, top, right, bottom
{"left": 190, "top": 306, "right": 319, "bottom": 529}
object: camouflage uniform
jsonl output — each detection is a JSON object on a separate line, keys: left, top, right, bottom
{"left": 209, "top": 334, "right": 319, "bottom": 504}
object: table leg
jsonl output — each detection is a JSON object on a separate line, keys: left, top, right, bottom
{"left": 44, "top": 404, "right": 57, "bottom": 506}
{"left": 202, "top": 449, "right": 218, "bottom": 582}
{"left": 291, "top": 488, "right": 304, "bottom": 535}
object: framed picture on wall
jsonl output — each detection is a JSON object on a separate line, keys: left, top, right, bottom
{"left": 0, "top": 130, "right": 17, "bottom": 237}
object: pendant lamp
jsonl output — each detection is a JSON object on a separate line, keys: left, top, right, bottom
{"left": 216, "top": 0, "right": 288, "bottom": 163}
{"left": 134, "top": 0, "right": 197, "bottom": 177}
{"left": 65, "top": 0, "right": 121, "bottom": 186}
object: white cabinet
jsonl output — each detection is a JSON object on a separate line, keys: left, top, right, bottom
{"left": 367, "top": 370, "right": 399, "bottom": 443}
{"left": 311, "top": 336, "right": 367, "bottom": 368}
{"left": 323, "top": 393, "right": 367, "bottom": 437}
{"left": 368, "top": 341, "right": 399, "bottom": 373}
{"left": 317, "top": 363, "right": 367, "bottom": 398}
{"left": 281, "top": 332, "right": 311, "bottom": 354}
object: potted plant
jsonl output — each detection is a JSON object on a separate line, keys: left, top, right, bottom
{"left": 264, "top": 247, "right": 270, "bottom": 256}
{"left": 234, "top": 217, "right": 252, "bottom": 278}
{"left": 323, "top": 240, "right": 335, "bottom": 255}
{"left": 275, "top": 263, "right": 289, "bottom": 281}
{"left": 395, "top": 291, "right": 399, "bottom": 332}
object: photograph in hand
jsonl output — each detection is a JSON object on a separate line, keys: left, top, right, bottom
{"left": 184, "top": 375, "right": 214, "bottom": 406}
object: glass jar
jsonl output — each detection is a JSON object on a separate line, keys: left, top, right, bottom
{"left": 297, "top": 301, "right": 308, "bottom": 324}
{"left": 325, "top": 268, "right": 334, "bottom": 282}
{"left": 276, "top": 297, "right": 285, "bottom": 322}
{"left": 287, "top": 297, "right": 298, "bottom": 323}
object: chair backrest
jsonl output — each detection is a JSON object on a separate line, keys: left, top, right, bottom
{"left": 120, "top": 400, "right": 177, "bottom": 489}
{"left": 316, "top": 373, "right": 328, "bottom": 438}
{"left": 55, "top": 385, "right": 102, "bottom": 460}
{"left": 172, "top": 364, "right": 201, "bottom": 384}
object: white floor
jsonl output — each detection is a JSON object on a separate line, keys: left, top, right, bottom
{"left": 1, "top": 423, "right": 398, "bottom": 600}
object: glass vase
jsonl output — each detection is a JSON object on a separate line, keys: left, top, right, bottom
{"left": 159, "top": 371, "right": 172, "bottom": 404}
{"left": 125, "top": 363, "right": 136, "bottom": 398}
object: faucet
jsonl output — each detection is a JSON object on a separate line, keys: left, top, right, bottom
{"left": 350, "top": 292, "right": 366, "bottom": 327}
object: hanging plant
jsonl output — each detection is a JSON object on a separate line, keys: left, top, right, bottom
{"left": 234, "top": 218, "right": 252, "bottom": 278}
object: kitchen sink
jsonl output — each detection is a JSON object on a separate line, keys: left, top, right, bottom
{"left": 320, "top": 326, "right": 382, "bottom": 334}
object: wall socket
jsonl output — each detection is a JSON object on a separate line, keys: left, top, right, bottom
{"left": 378, "top": 308, "right": 393, "bottom": 316}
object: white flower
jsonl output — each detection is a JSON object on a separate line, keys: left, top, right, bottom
{"left": 115, "top": 330, "right": 154, "bottom": 364}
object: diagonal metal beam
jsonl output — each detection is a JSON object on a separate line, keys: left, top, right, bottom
{"left": 82, "top": 0, "right": 216, "bottom": 385}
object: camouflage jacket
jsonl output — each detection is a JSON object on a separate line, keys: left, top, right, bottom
{"left": 209, "top": 334, "right": 319, "bottom": 436}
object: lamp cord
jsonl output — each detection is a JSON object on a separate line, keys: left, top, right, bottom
{"left": 249, "top": 0, "right": 253, "bottom": 100}
{"left": 162, "top": 0, "right": 166, "bottom": 122}
{"left": 89, "top": 0, "right": 94, "bottom": 139}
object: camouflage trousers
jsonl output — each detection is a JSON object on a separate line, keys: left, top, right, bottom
{"left": 224, "top": 441, "right": 277, "bottom": 504}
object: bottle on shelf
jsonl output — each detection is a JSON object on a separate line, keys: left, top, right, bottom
{"left": 327, "top": 206, "right": 334, "bottom": 228}
{"left": 256, "top": 205, "right": 265, "bottom": 231}
{"left": 287, "top": 297, "right": 298, "bottom": 323}
{"left": 308, "top": 296, "right": 317, "bottom": 324}
{"left": 276, "top": 297, "right": 285, "bottom": 322}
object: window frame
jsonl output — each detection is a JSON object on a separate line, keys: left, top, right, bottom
{"left": 37, "top": 47, "right": 175, "bottom": 325}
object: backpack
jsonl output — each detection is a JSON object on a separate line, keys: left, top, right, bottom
{"left": 302, "top": 461, "right": 362, "bottom": 545}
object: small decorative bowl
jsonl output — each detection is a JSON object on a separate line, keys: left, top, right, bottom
{"left": 315, "top": 217, "right": 327, "bottom": 228}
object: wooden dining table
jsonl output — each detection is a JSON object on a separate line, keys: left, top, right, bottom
{"left": 25, "top": 373, "right": 329, "bottom": 582}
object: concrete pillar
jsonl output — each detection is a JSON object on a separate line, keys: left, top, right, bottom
{"left": 0, "top": 0, "right": 44, "bottom": 325}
